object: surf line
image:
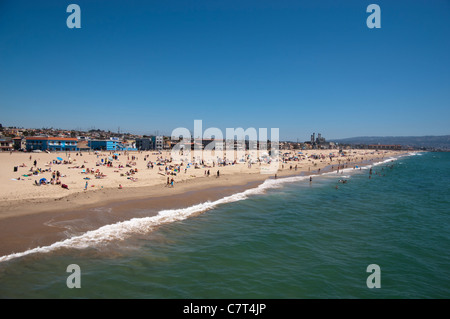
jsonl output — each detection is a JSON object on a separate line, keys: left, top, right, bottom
{"left": 0, "top": 175, "right": 309, "bottom": 263}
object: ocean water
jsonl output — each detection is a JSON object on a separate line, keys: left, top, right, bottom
{"left": 0, "top": 152, "right": 449, "bottom": 298}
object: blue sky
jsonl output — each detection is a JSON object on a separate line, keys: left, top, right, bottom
{"left": 0, "top": 0, "right": 449, "bottom": 141}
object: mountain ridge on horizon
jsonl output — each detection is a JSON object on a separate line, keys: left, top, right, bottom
{"left": 329, "top": 135, "right": 450, "bottom": 149}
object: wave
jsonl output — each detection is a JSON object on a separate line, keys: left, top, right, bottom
{"left": 0, "top": 174, "right": 311, "bottom": 263}
{"left": 370, "top": 157, "right": 398, "bottom": 167}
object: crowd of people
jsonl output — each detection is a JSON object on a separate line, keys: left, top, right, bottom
{"left": 15, "top": 149, "right": 395, "bottom": 193}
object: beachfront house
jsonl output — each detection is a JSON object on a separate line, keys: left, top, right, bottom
{"left": 0, "top": 136, "right": 13, "bottom": 152}
{"left": 135, "top": 138, "right": 154, "bottom": 151}
{"left": 13, "top": 137, "right": 26, "bottom": 150}
{"left": 87, "top": 139, "right": 137, "bottom": 151}
{"left": 77, "top": 140, "right": 91, "bottom": 152}
{"left": 88, "top": 139, "right": 122, "bottom": 151}
{"left": 368, "top": 144, "right": 402, "bottom": 150}
{"left": 26, "top": 137, "right": 78, "bottom": 152}
{"left": 155, "top": 136, "right": 164, "bottom": 150}
{"left": 122, "top": 140, "right": 137, "bottom": 151}
{"left": 135, "top": 136, "right": 164, "bottom": 151}
{"left": 197, "top": 138, "right": 225, "bottom": 151}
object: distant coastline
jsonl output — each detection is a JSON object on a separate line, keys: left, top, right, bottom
{"left": 330, "top": 135, "right": 450, "bottom": 151}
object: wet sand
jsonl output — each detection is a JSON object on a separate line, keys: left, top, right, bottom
{"left": 0, "top": 175, "right": 270, "bottom": 257}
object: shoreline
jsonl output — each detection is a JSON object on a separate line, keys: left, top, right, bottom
{"left": 0, "top": 150, "right": 409, "bottom": 259}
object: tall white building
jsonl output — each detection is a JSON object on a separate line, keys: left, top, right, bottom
{"left": 155, "top": 136, "right": 163, "bottom": 150}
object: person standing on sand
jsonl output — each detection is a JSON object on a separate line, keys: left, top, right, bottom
{"left": 217, "top": 170, "right": 220, "bottom": 178}
{"left": 170, "top": 178, "right": 174, "bottom": 188}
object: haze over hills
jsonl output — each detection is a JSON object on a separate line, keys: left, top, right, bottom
{"left": 330, "top": 135, "right": 450, "bottom": 149}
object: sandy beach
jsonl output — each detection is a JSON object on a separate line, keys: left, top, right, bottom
{"left": 0, "top": 149, "right": 406, "bottom": 256}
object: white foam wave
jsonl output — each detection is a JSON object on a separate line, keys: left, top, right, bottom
{"left": 408, "top": 152, "right": 423, "bottom": 156}
{"left": 368, "top": 157, "right": 398, "bottom": 168}
{"left": 0, "top": 175, "right": 311, "bottom": 263}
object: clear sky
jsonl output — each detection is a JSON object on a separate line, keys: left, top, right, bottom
{"left": 1, "top": 0, "right": 449, "bottom": 141}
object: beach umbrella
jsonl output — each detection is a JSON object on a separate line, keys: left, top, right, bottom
{"left": 57, "top": 157, "right": 63, "bottom": 161}
{"left": 39, "top": 178, "right": 47, "bottom": 183}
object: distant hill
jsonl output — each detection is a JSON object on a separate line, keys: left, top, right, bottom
{"left": 330, "top": 135, "right": 450, "bottom": 149}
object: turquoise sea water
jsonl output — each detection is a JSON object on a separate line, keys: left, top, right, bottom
{"left": 0, "top": 152, "right": 449, "bottom": 298}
